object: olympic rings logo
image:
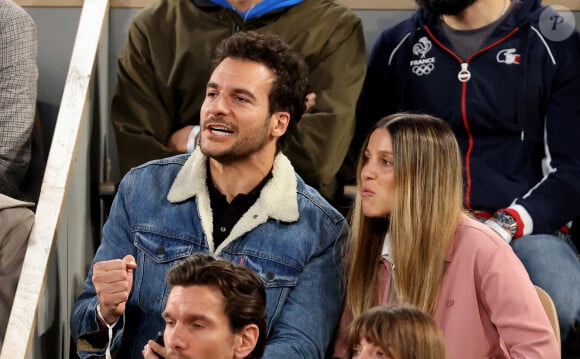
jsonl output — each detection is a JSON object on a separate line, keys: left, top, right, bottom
{"left": 412, "top": 63, "right": 434, "bottom": 76}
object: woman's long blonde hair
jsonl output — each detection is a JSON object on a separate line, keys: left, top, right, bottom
{"left": 345, "top": 113, "right": 463, "bottom": 317}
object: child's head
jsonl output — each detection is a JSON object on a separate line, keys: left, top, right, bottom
{"left": 347, "top": 304, "right": 446, "bottom": 359}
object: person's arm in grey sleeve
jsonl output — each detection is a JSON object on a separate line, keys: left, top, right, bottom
{"left": 0, "top": 5, "right": 37, "bottom": 198}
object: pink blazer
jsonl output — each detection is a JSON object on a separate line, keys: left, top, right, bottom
{"left": 332, "top": 215, "right": 559, "bottom": 359}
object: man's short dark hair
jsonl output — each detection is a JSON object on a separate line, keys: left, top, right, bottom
{"left": 166, "top": 253, "right": 267, "bottom": 359}
{"left": 211, "top": 31, "right": 309, "bottom": 152}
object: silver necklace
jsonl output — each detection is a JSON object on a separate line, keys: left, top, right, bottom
{"left": 243, "top": 3, "right": 257, "bottom": 22}
{"left": 230, "top": 1, "right": 256, "bottom": 22}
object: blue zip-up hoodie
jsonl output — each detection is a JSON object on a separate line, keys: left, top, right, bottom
{"left": 355, "top": 0, "right": 580, "bottom": 235}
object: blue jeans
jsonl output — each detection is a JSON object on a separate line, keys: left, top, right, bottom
{"left": 511, "top": 234, "right": 580, "bottom": 341}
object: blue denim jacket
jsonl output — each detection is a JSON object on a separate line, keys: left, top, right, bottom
{"left": 71, "top": 150, "right": 347, "bottom": 358}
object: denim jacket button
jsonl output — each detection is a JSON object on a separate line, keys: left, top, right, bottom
{"left": 155, "top": 246, "right": 165, "bottom": 254}
{"left": 266, "top": 271, "right": 275, "bottom": 280}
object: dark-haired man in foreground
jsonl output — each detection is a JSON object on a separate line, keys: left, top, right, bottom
{"left": 142, "top": 253, "right": 266, "bottom": 359}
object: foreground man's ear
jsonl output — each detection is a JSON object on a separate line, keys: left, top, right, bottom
{"left": 233, "top": 324, "right": 260, "bottom": 359}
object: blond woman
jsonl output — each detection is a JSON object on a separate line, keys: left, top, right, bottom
{"left": 332, "top": 113, "right": 558, "bottom": 359}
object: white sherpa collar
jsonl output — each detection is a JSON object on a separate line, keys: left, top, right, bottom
{"left": 167, "top": 149, "right": 299, "bottom": 253}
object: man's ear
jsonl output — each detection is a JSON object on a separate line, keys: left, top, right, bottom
{"left": 233, "top": 324, "right": 260, "bottom": 359}
{"left": 270, "top": 112, "right": 290, "bottom": 139}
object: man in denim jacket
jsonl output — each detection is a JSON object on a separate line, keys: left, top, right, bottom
{"left": 71, "top": 31, "right": 347, "bottom": 358}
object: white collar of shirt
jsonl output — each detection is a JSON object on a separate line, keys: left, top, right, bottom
{"left": 382, "top": 232, "right": 392, "bottom": 263}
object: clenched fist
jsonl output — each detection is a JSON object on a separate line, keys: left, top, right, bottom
{"left": 92, "top": 255, "right": 137, "bottom": 325}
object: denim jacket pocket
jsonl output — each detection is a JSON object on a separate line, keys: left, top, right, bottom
{"left": 134, "top": 228, "right": 198, "bottom": 263}
{"left": 238, "top": 254, "right": 301, "bottom": 333}
{"left": 133, "top": 227, "right": 202, "bottom": 309}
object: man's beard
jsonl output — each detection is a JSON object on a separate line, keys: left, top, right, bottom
{"left": 199, "top": 115, "right": 271, "bottom": 164}
{"left": 415, "top": 0, "right": 478, "bottom": 15}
